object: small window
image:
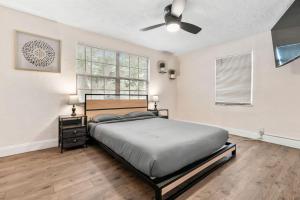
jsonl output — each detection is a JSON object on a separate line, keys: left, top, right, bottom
{"left": 215, "top": 52, "right": 253, "bottom": 105}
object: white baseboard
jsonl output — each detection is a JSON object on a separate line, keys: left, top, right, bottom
{"left": 0, "top": 139, "right": 58, "bottom": 157}
{"left": 176, "top": 119, "right": 300, "bottom": 149}
{"left": 262, "top": 134, "right": 300, "bottom": 149}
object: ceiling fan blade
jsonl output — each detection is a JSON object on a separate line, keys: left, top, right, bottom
{"left": 140, "top": 23, "right": 166, "bottom": 31}
{"left": 181, "top": 22, "right": 202, "bottom": 34}
{"left": 171, "top": 0, "right": 186, "bottom": 17}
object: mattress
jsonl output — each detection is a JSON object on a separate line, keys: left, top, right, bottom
{"left": 89, "top": 118, "right": 228, "bottom": 178}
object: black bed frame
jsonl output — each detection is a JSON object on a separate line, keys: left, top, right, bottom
{"left": 85, "top": 94, "right": 236, "bottom": 200}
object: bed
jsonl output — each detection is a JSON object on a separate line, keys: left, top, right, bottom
{"left": 85, "top": 94, "right": 236, "bottom": 200}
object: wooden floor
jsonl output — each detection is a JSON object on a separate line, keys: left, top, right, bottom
{"left": 0, "top": 135, "right": 300, "bottom": 200}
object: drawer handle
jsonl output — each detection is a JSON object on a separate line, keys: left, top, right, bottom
{"left": 73, "top": 139, "right": 77, "bottom": 143}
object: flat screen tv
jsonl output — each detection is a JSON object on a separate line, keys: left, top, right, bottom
{"left": 271, "top": 0, "right": 300, "bottom": 67}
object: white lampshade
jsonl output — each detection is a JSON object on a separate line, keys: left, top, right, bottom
{"left": 152, "top": 95, "right": 159, "bottom": 102}
{"left": 69, "top": 95, "right": 79, "bottom": 105}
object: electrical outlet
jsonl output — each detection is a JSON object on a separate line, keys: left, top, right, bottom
{"left": 259, "top": 128, "right": 265, "bottom": 139}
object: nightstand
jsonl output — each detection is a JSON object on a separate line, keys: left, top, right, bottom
{"left": 149, "top": 109, "right": 169, "bottom": 119}
{"left": 58, "top": 115, "right": 88, "bottom": 153}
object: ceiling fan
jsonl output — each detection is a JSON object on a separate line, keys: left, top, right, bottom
{"left": 140, "top": 0, "right": 202, "bottom": 34}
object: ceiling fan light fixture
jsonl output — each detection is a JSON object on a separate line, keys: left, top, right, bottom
{"left": 166, "top": 23, "right": 180, "bottom": 32}
{"left": 140, "top": 0, "right": 201, "bottom": 34}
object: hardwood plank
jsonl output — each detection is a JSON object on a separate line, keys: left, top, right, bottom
{"left": 263, "top": 147, "right": 300, "bottom": 200}
{"left": 230, "top": 144, "right": 285, "bottom": 200}
{"left": 0, "top": 135, "right": 299, "bottom": 200}
{"left": 0, "top": 192, "right": 5, "bottom": 200}
{"left": 52, "top": 180, "right": 94, "bottom": 200}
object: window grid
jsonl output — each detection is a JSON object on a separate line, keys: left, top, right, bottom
{"left": 76, "top": 44, "right": 148, "bottom": 102}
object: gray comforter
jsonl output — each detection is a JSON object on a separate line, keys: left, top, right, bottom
{"left": 89, "top": 117, "right": 228, "bottom": 178}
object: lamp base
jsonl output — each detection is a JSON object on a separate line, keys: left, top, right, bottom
{"left": 154, "top": 102, "right": 158, "bottom": 111}
{"left": 71, "top": 105, "right": 76, "bottom": 116}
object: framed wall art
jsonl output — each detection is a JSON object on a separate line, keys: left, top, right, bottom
{"left": 15, "top": 31, "right": 61, "bottom": 73}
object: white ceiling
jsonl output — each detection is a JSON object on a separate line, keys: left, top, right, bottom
{"left": 0, "top": 0, "right": 294, "bottom": 54}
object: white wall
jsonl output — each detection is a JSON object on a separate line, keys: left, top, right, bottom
{"left": 0, "top": 6, "right": 178, "bottom": 151}
{"left": 176, "top": 31, "right": 300, "bottom": 140}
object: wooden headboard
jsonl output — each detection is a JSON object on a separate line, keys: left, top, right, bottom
{"left": 84, "top": 94, "right": 148, "bottom": 120}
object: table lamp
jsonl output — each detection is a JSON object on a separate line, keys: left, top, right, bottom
{"left": 69, "top": 95, "right": 79, "bottom": 116}
{"left": 152, "top": 95, "right": 159, "bottom": 110}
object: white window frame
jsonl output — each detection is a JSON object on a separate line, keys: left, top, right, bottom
{"left": 214, "top": 51, "right": 254, "bottom": 106}
{"left": 76, "top": 43, "right": 149, "bottom": 102}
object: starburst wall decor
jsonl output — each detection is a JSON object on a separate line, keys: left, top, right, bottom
{"left": 16, "top": 31, "right": 61, "bottom": 73}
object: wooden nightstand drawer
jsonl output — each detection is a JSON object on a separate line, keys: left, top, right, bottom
{"left": 63, "top": 136, "right": 87, "bottom": 148}
{"left": 63, "top": 127, "right": 86, "bottom": 138}
{"left": 160, "top": 115, "right": 169, "bottom": 119}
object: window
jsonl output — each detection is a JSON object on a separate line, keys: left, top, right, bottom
{"left": 76, "top": 44, "right": 148, "bottom": 102}
{"left": 215, "top": 52, "right": 253, "bottom": 105}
